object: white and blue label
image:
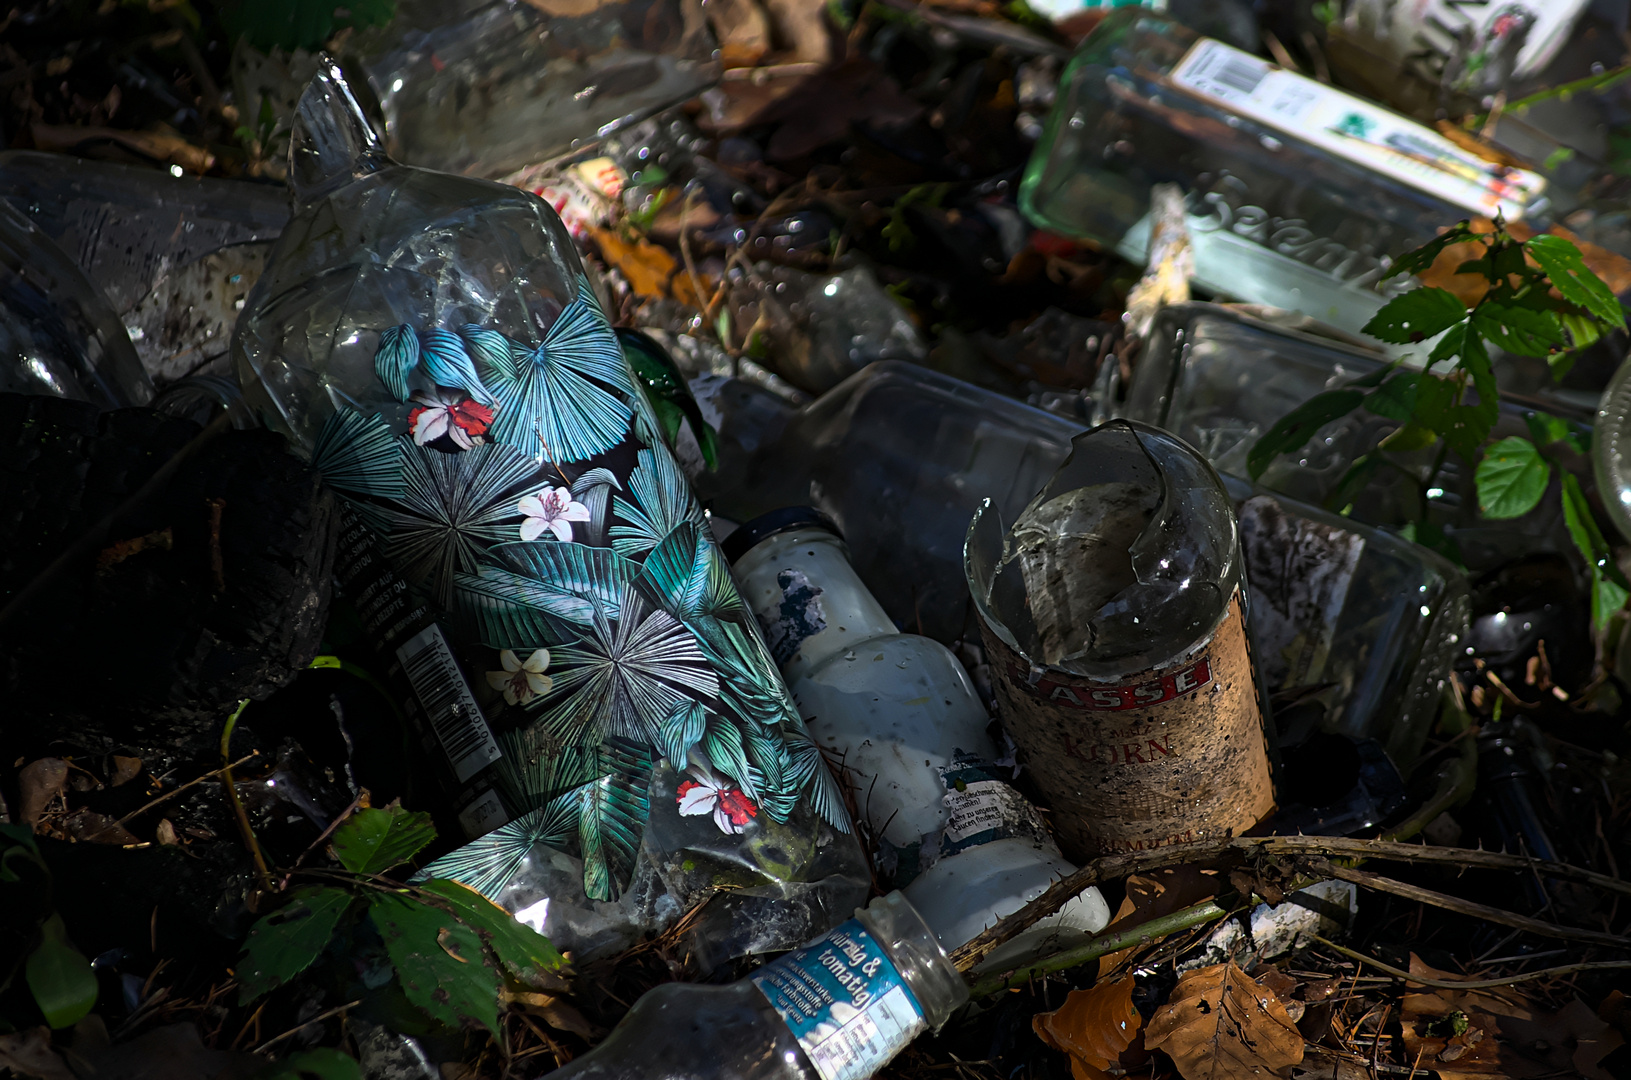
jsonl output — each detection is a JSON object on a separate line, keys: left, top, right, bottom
{"left": 752, "top": 919, "right": 926, "bottom": 1080}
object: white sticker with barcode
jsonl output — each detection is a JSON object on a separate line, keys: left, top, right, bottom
{"left": 457, "top": 789, "right": 511, "bottom": 840}
{"left": 396, "top": 624, "right": 502, "bottom": 782}
{"left": 1170, "top": 38, "right": 1546, "bottom": 220}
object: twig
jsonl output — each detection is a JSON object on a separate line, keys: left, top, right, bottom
{"left": 221, "top": 699, "right": 273, "bottom": 891}
{"left": 290, "top": 787, "right": 369, "bottom": 871}
{"left": 206, "top": 497, "right": 227, "bottom": 594}
{"left": 966, "top": 900, "right": 1229, "bottom": 998}
{"left": 252, "top": 999, "right": 361, "bottom": 1054}
{"left": 81, "top": 752, "right": 261, "bottom": 840}
{"left": 0, "top": 409, "right": 235, "bottom": 632}
{"left": 1309, "top": 934, "right": 1631, "bottom": 989}
{"left": 949, "top": 835, "right": 1631, "bottom": 970}
{"left": 1314, "top": 861, "right": 1631, "bottom": 948}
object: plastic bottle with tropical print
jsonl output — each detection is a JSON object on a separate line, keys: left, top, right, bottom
{"left": 232, "top": 57, "right": 869, "bottom": 966}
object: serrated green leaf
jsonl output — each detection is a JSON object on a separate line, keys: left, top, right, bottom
{"left": 237, "top": 887, "right": 354, "bottom": 1004}
{"left": 368, "top": 893, "right": 501, "bottom": 1035}
{"left": 1525, "top": 411, "right": 1572, "bottom": 447}
{"left": 1559, "top": 310, "right": 1607, "bottom": 353}
{"left": 1476, "top": 436, "right": 1551, "bottom": 519}
{"left": 1471, "top": 303, "right": 1565, "bottom": 357}
{"left": 25, "top": 916, "right": 96, "bottom": 1029}
{"left": 1458, "top": 329, "right": 1500, "bottom": 436}
{"left": 1526, "top": 234, "right": 1627, "bottom": 330}
{"left": 1414, "top": 373, "right": 1492, "bottom": 462}
{"left": 1427, "top": 322, "right": 1484, "bottom": 370}
{"left": 1382, "top": 222, "right": 1476, "bottom": 280}
{"left": 1560, "top": 472, "right": 1631, "bottom": 630}
{"left": 1362, "top": 287, "right": 1469, "bottom": 344}
{"left": 1247, "top": 389, "right": 1366, "bottom": 480}
{"left": 416, "top": 879, "right": 567, "bottom": 988}
{"left": 1379, "top": 421, "right": 1437, "bottom": 452}
{"left": 332, "top": 807, "right": 437, "bottom": 876}
{"left": 1363, "top": 371, "right": 1420, "bottom": 421}
{"left": 259, "top": 1048, "right": 363, "bottom": 1080}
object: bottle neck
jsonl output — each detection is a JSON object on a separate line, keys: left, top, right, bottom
{"left": 732, "top": 529, "right": 899, "bottom": 682}
{"left": 855, "top": 891, "right": 969, "bottom": 1030}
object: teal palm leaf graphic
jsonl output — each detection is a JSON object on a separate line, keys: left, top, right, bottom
{"left": 453, "top": 542, "right": 637, "bottom": 648}
{"left": 421, "top": 329, "right": 496, "bottom": 405}
{"left": 574, "top": 739, "right": 652, "bottom": 902}
{"left": 311, "top": 408, "right": 406, "bottom": 499}
{"left": 373, "top": 440, "right": 544, "bottom": 607}
{"left": 776, "top": 737, "right": 847, "bottom": 830}
{"left": 656, "top": 699, "right": 708, "bottom": 770}
{"left": 416, "top": 800, "right": 576, "bottom": 900}
{"left": 610, "top": 447, "right": 704, "bottom": 557}
{"left": 701, "top": 713, "right": 756, "bottom": 799}
{"left": 524, "top": 586, "right": 719, "bottom": 756}
{"left": 570, "top": 467, "right": 621, "bottom": 547}
{"left": 638, "top": 523, "right": 745, "bottom": 620}
{"left": 466, "top": 280, "right": 635, "bottom": 463}
{"left": 376, "top": 325, "right": 419, "bottom": 402}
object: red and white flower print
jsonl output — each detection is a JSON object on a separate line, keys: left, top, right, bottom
{"left": 407, "top": 388, "right": 494, "bottom": 450}
{"left": 676, "top": 764, "right": 758, "bottom": 835}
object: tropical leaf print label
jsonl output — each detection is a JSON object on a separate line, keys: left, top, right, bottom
{"left": 752, "top": 919, "right": 926, "bottom": 1080}
{"left": 311, "top": 276, "right": 847, "bottom": 905}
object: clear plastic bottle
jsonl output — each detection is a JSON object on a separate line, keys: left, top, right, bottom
{"left": 233, "top": 58, "right": 867, "bottom": 965}
{"left": 1019, "top": 8, "right": 1551, "bottom": 338}
{"left": 965, "top": 419, "right": 1276, "bottom": 857}
{"left": 1594, "top": 356, "right": 1631, "bottom": 542}
{"left": 544, "top": 891, "right": 967, "bottom": 1080}
{"left": 0, "top": 200, "right": 153, "bottom": 409}
{"left": 726, "top": 509, "right": 1110, "bottom": 969}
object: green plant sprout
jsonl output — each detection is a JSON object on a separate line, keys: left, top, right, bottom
{"left": 1249, "top": 219, "right": 1630, "bottom": 630}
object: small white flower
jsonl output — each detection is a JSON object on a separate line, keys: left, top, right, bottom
{"left": 485, "top": 648, "right": 552, "bottom": 706}
{"left": 518, "top": 486, "right": 591, "bottom": 543}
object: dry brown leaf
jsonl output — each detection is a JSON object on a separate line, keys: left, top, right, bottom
{"left": 1034, "top": 975, "right": 1143, "bottom": 1079}
{"left": 506, "top": 990, "right": 597, "bottom": 1038}
{"left": 110, "top": 755, "right": 142, "bottom": 788}
{"left": 1418, "top": 217, "right": 1631, "bottom": 309}
{"left": 59, "top": 809, "right": 140, "bottom": 845}
{"left": 1097, "top": 864, "right": 1219, "bottom": 976}
{"left": 0, "top": 1027, "right": 74, "bottom": 1080}
{"left": 591, "top": 227, "right": 676, "bottom": 299}
{"left": 18, "top": 758, "right": 67, "bottom": 827}
{"left": 1144, "top": 961, "right": 1304, "bottom": 1080}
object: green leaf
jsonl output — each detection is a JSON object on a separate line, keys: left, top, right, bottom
{"left": 1382, "top": 222, "right": 1476, "bottom": 280}
{"left": 1363, "top": 371, "right": 1420, "bottom": 421}
{"left": 1457, "top": 329, "right": 1501, "bottom": 437}
{"left": 368, "top": 892, "right": 501, "bottom": 1035}
{"left": 1559, "top": 310, "right": 1607, "bottom": 353}
{"left": 1471, "top": 303, "right": 1565, "bottom": 357}
{"left": 415, "top": 879, "right": 567, "bottom": 988}
{"left": 1526, "top": 234, "right": 1627, "bottom": 330}
{"left": 1414, "top": 374, "right": 1492, "bottom": 462}
{"left": 1323, "top": 454, "right": 1382, "bottom": 515}
{"left": 1475, "top": 437, "right": 1551, "bottom": 519}
{"left": 237, "top": 887, "right": 354, "bottom": 1004}
{"left": 25, "top": 916, "right": 96, "bottom": 1029}
{"left": 1525, "top": 411, "right": 1573, "bottom": 448}
{"left": 1560, "top": 473, "right": 1631, "bottom": 630}
{"left": 1378, "top": 421, "right": 1437, "bottom": 452}
{"left": 258, "top": 1048, "right": 363, "bottom": 1080}
{"left": 332, "top": 807, "right": 436, "bottom": 876}
{"left": 1247, "top": 389, "right": 1366, "bottom": 480}
{"left": 1427, "top": 322, "right": 1483, "bottom": 369}
{"left": 1362, "top": 288, "right": 1469, "bottom": 344}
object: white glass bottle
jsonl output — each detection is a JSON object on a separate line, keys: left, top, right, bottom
{"left": 727, "top": 509, "right": 1110, "bottom": 971}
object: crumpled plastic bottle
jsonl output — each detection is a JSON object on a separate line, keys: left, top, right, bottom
{"left": 233, "top": 58, "right": 868, "bottom": 965}
{"left": 0, "top": 199, "right": 152, "bottom": 409}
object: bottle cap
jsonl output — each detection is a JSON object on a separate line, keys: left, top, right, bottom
{"left": 720, "top": 506, "right": 842, "bottom": 565}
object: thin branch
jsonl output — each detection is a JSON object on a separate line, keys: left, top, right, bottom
{"left": 1316, "top": 861, "right": 1631, "bottom": 949}
{"left": 81, "top": 752, "right": 261, "bottom": 840}
{"left": 949, "top": 835, "right": 1631, "bottom": 971}
{"left": 1309, "top": 934, "right": 1631, "bottom": 990}
{"left": 252, "top": 999, "right": 361, "bottom": 1054}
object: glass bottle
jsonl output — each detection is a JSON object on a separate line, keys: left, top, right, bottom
{"left": 233, "top": 59, "right": 867, "bottom": 965}
{"left": 1593, "top": 356, "right": 1631, "bottom": 541}
{"left": 727, "top": 509, "right": 1110, "bottom": 969}
{"left": 965, "top": 419, "right": 1276, "bottom": 857}
{"left": 1018, "top": 8, "right": 1550, "bottom": 339}
{"left": 544, "top": 891, "right": 967, "bottom": 1080}
{"left": 0, "top": 200, "right": 153, "bottom": 409}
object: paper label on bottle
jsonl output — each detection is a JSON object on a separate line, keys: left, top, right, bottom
{"left": 762, "top": 567, "right": 829, "bottom": 667}
{"left": 937, "top": 757, "right": 1057, "bottom": 857}
{"left": 1170, "top": 38, "right": 1546, "bottom": 221}
{"left": 752, "top": 919, "right": 926, "bottom": 1080}
{"left": 1237, "top": 495, "right": 1364, "bottom": 691}
{"left": 396, "top": 624, "right": 502, "bottom": 783}
{"left": 979, "top": 591, "right": 1274, "bottom": 859}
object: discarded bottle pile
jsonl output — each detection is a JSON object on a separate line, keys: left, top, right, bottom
{"left": 2, "top": 1, "right": 1631, "bottom": 1078}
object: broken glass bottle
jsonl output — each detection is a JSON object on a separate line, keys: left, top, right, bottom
{"left": 0, "top": 199, "right": 153, "bottom": 409}
{"left": 1019, "top": 8, "right": 1550, "bottom": 338}
{"left": 965, "top": 419, "right": 1276, "bottom": 857}
{"left": 233, "top": 58, "right": 867, "bottom": 965}
{"left": 545, "top": 890, "right": 967, "bottom": 1080}
{"left": 726, "top": 508, "right": 1110, "bottom": 968}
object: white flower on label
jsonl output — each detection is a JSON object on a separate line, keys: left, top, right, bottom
{"left": 518, "top": 486, "right": 591, "bottom": 542}
{"left": 486, "top": 648, "right": 552, "bottom": 706}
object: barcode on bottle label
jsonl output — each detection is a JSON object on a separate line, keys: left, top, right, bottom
{"left": 457, "top": 789, "right": 511, "bottom": 840}
{"left": 753, "top": 919, "right": 926, "bottom": 1080}
{"left": 1170, "top": 38, "right": 1546, "bottom": 221}
{"left": 396, "top": 624, "right": 501, "bottom": 783}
